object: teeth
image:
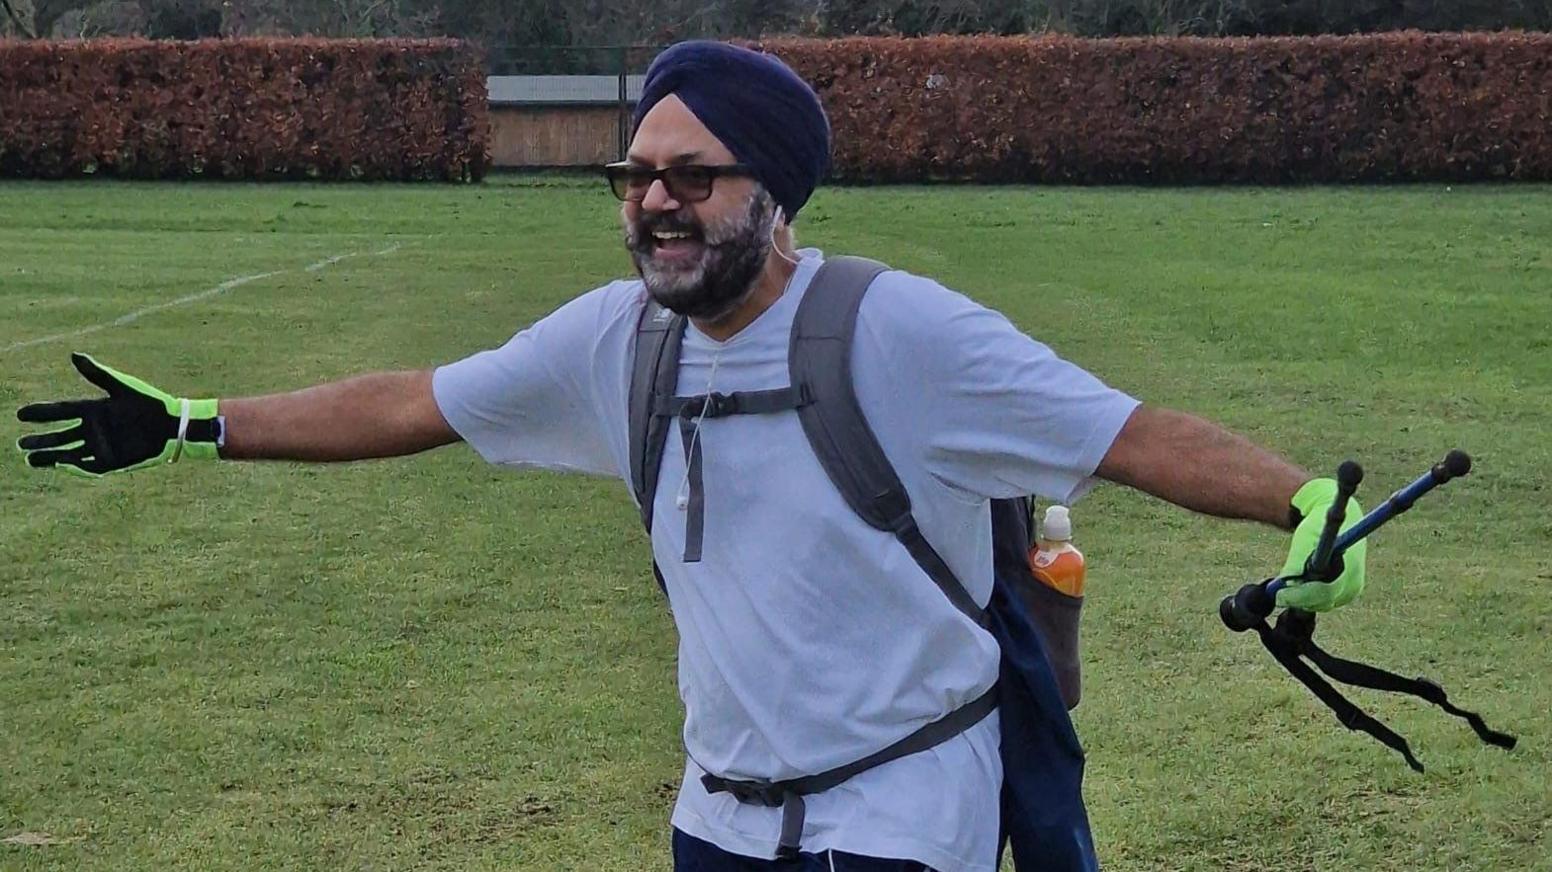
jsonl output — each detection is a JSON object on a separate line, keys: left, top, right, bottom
{"left": 654, "top": 231, "right": 691, "bottom": 240}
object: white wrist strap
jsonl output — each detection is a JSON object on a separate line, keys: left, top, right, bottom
{"left": 170, "top": 398, "right": 191, "bottom": 463}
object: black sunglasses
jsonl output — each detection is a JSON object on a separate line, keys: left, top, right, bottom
{"left": 604, "top": 162, "right": 754, "bottom": 203}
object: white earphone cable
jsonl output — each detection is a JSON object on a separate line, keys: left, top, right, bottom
{"left": 675, "top": 349, "right": 721, "bottom": 510}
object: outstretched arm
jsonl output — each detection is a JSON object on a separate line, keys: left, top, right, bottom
{"left": 16, "top": 353, "right": 457, "bottom": 476}
{"left": 1095, "top": 404, "right": 1309, "bottom": 530}
{"left": 221, "top": 370, "right": 457, "bottom": 461}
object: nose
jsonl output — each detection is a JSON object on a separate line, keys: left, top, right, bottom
{"left": 640, "top": 177, "right": 682, "bottom": 213}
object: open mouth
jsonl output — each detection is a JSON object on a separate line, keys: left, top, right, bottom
{"left": 648, "top": 229, "right": 705, "bottom": 264}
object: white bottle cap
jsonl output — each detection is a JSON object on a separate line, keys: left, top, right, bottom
{"left": 1042, "top": 505, "right": 1072, "bottom": 541}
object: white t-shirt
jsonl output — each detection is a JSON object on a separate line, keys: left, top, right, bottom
{"left": 432, "top": 249, "right": 1139, "bottom": 872}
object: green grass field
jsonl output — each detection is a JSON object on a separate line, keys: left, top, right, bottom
{"left": 2, "top": 177, "right": 1549, "bottom": 871}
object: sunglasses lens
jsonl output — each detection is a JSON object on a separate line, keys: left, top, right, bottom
{"left": 664, "top": 167, "right": 714, "bottom": 202}
{"left": 608, "top": 167, "right": 650, "bottom": 201}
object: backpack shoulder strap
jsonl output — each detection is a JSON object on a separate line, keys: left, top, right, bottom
{"left": 790, "top": 256, "right": 985, "bottom": 623}
{"left": 628, "top": 297, "right": 686, "bottom": 534}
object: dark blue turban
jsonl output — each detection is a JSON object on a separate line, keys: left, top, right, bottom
{"left": 633, "top": 41, "right": 830, "bottom": 222}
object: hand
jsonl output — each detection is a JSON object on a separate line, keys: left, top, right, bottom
{"left": 1275, "top": 477, "right": 1367, "bottom": 612}
{"left": 16, "top": 353, "right": 220, "bottom": 477}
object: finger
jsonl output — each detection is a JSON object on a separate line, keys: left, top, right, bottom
{"left": 24, "top": 446, "right": 87, "bottom": 469}
{"left": 18, "top": 426, "right": 86, "bottom": 451}
{"left": 71, "top": 352, "right": 125, "bottom": 396}
{"left": 16, "top": 400, "right": 91, "bottom": 423}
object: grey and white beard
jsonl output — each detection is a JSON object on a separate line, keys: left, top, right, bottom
{"left": 625, "top": 188, "right": 777, "bottom": 321}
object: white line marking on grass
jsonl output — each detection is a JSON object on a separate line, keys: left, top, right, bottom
{"left": 304, "top": 253, "right": 353, "bottom": 272}
{"left": 3, "top": 831, "right": 82, "bottom": 846}
{"left": 2, "top": 243, "right": 404, "bottom": 354}
{"left": 2, "top": 271, "right": 281, "bottom": 353}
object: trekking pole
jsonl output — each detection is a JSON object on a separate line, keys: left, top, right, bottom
{"left": 1215, "top": 449, "right": 1514, "bottom": 770}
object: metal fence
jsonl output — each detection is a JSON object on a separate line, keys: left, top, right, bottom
{"left": 487, "top": 44, "right": 666, "bottom": 77}
{"left": 486, "top": 45, "right": 667, "bottom": 167}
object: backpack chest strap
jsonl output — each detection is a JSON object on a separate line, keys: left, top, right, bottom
{"left": 655, "top": 386, "right": 810, "bottom": 420}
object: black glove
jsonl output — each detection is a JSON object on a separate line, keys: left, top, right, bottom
{"left": 16, "top": 353, "right": 221, "bottom": 476}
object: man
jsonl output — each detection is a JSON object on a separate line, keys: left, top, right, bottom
{"left": 16, "top": 41, "right": 1362, "bottom": 872}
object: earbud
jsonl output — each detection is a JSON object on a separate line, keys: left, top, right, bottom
{"left": 771, "top": 205, "right": 800, "bottom": 267}
{"left": 676, "top": 493, "right": 690, "bottom": 510}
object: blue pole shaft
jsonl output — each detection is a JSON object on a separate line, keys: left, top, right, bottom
{"left": 1329, "top": 469, "right": 1445, "bottom": 557}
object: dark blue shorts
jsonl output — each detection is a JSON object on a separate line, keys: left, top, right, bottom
{"left": 672, "top": 829, "right": 935, "bottom": 871}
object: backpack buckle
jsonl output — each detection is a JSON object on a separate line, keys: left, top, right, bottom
{"left": 700, "top": 773, "right": 785, "bottom": 807}
{"left": 688, "top": 391, "right": 741, "bottom": 419}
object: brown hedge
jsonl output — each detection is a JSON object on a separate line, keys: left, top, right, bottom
{"left": 0, "top": 38, "right": 489, "bottom": 182}
{"left": 751, "top": 32, "right": 1552, "bottom": 184}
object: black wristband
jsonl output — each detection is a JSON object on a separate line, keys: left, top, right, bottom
{"left": 185, "top": 416, "right": 222, "bottom": 444}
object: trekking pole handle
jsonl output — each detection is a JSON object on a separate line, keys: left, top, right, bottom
{"left": 1305, "top": 460, "right": 1363, "bottom": 581}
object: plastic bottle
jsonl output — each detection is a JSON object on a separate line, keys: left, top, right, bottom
{"left": 1028, "top": 505, "right": 1086, "bottom": 597}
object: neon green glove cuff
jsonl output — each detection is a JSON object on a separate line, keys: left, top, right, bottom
{"left": 109, "top": 363, "right": 221, "bottom": 466}
{"left": 1275, "top": 478, "right": 1367, "bottom": 612}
